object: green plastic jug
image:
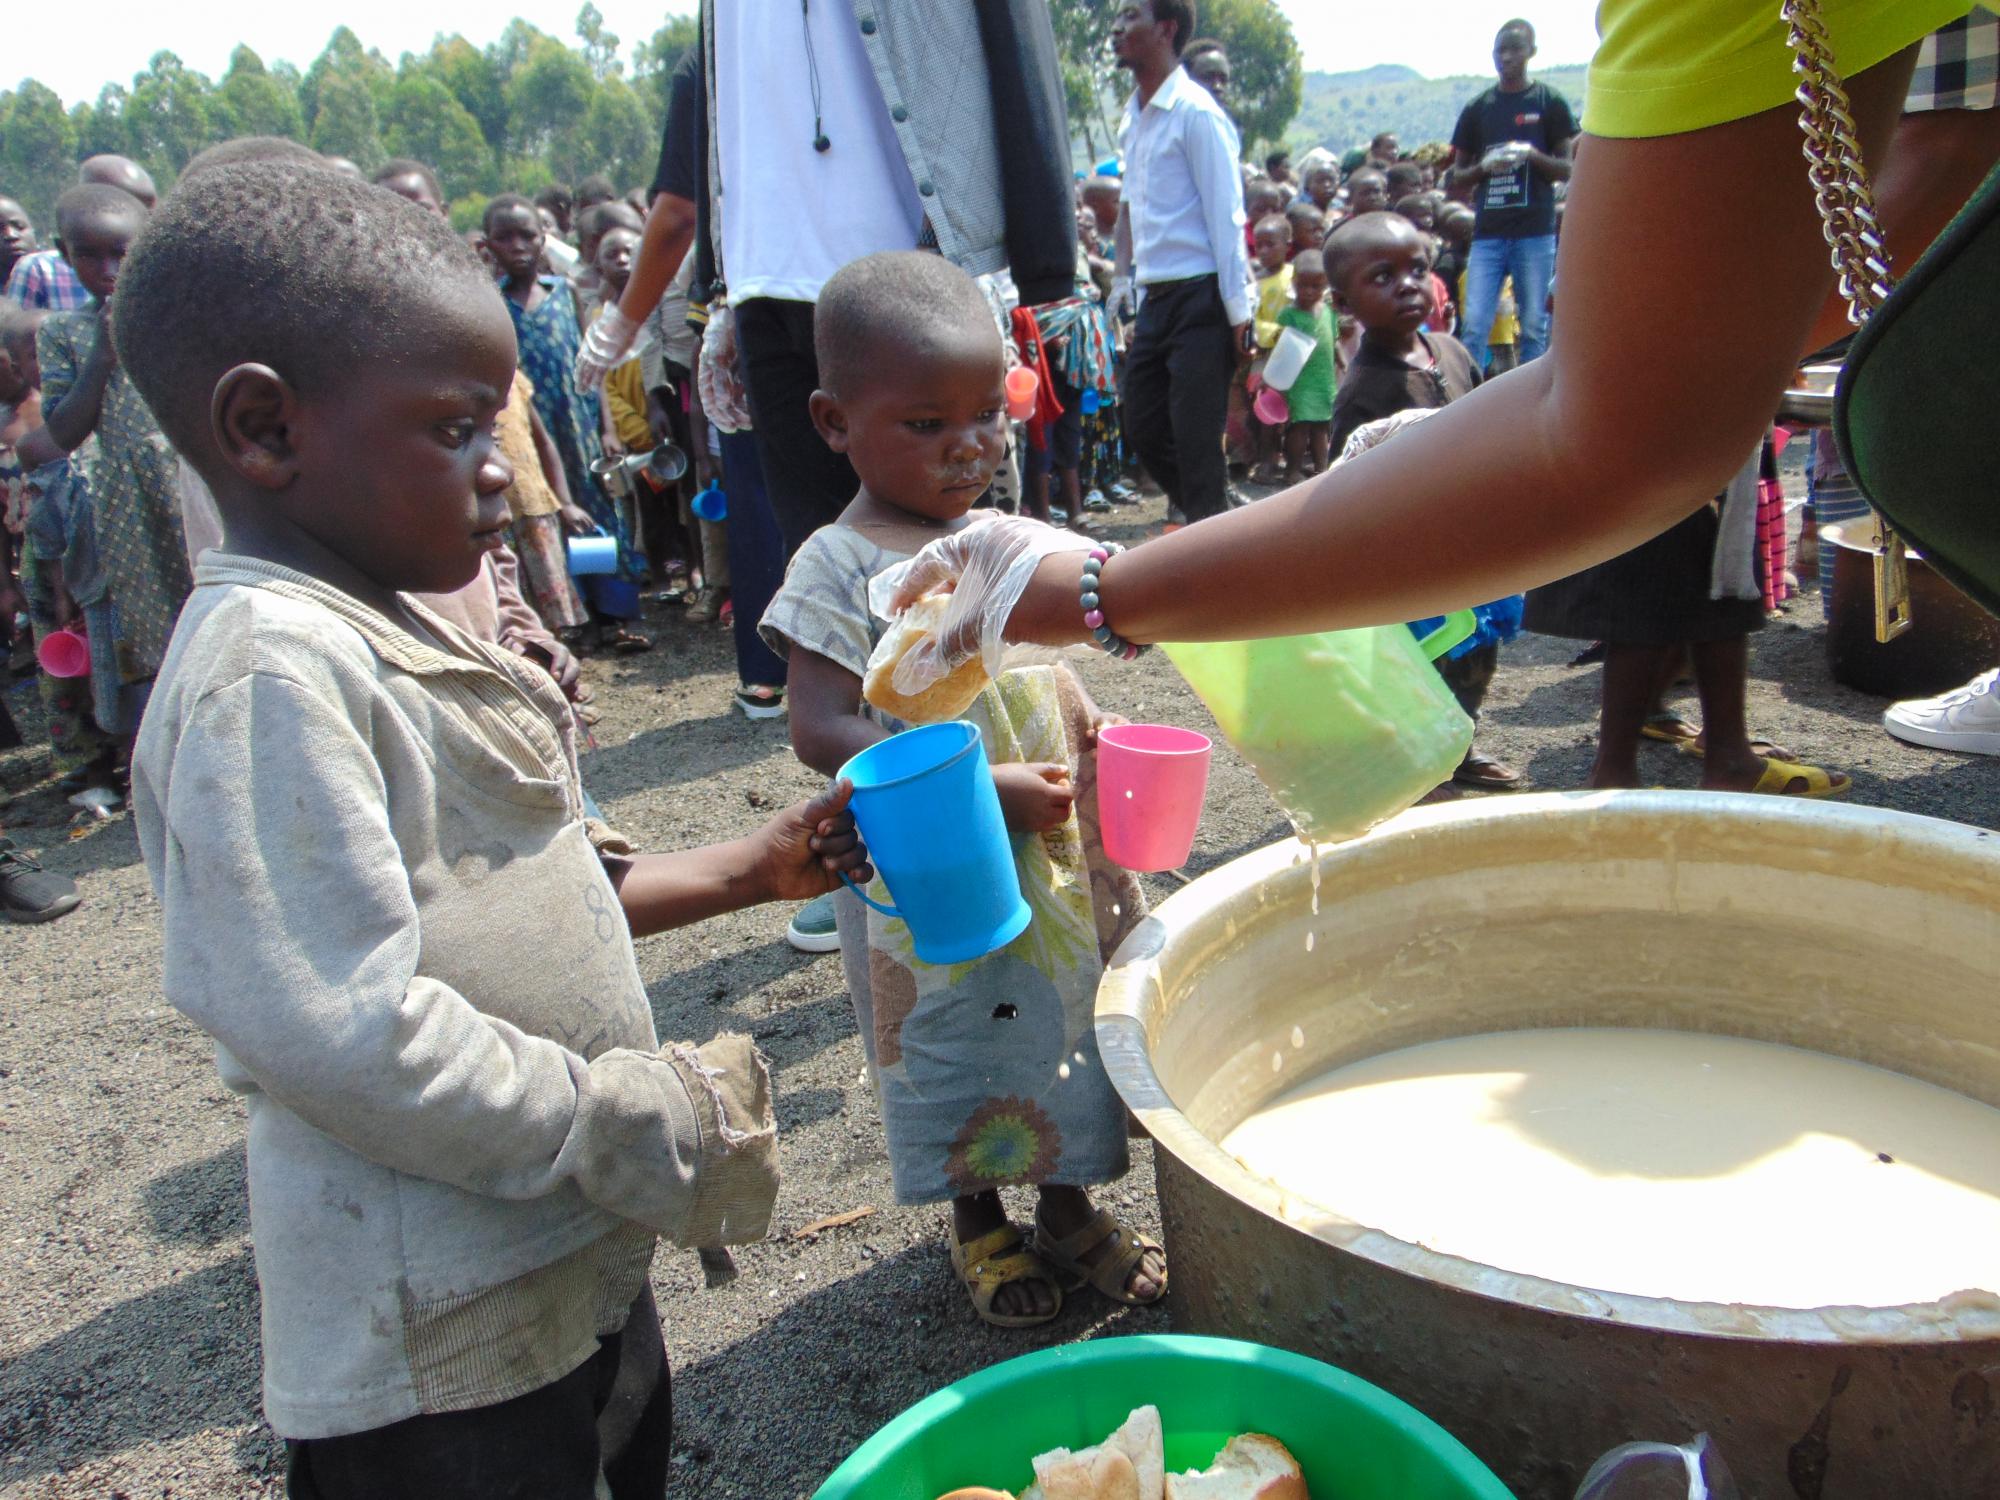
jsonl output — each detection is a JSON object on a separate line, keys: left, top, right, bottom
{"left": 1162, "top": 612, "right": 1477, "bottom": 843}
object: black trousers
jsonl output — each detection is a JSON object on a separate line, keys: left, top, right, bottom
{"left": 1122, "top": 275, "right": 1235, "bottom": 524}
{"left": 733, "top": 296, "right": 858, "bottom": 556}
{"left": 286, "top": 1287, "right": 672, "bottom": 1500}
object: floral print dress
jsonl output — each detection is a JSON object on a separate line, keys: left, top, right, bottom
{"left": 39, "top": 308, "right": 192, "bottom": 685}
{"left": 761, "top": 523, "right": 1146, "bottom": 1205}
{"left": 506, "top": 277, "right": 643, "bottom": 593}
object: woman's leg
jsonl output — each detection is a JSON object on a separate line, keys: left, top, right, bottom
{"left": 1591, "top": 642, "right": 1675, "bottom": 789}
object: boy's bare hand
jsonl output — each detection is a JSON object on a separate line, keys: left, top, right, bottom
{"left": 995, "top": 761, "right": 1074, "bottom": 833}
{"left": 752, "top": 778, "right": 872, "bottom": 901}
{"left": 1082, "top": 711, "right": 1128, "bottom": 752}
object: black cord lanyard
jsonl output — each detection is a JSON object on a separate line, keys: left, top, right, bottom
{"left": 803, "top": 0, "right": 831, "bottom": 151}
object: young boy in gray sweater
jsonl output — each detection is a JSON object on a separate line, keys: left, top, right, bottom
{"left": 116, "top": 158, "right": 871, "bottom": 1499}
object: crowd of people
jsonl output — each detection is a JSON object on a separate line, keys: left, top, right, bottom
{"left": 1, "top": 1, "right": 1994, "bottom": 1495}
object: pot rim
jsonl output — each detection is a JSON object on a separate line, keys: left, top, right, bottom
{"left": 1097, "top": 790, "right": 2000, "bottom": 1346}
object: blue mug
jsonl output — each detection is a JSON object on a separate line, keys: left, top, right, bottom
{"left": 691, "top": 481, "right": 728, "bottom": 522}
{"left": 566, "top": 534, "right": 619, "bottom": 576}
{"left": 836, "top": 722, "right": 1032, "bottom": 966}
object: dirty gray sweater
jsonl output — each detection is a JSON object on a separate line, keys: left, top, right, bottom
{"left": 133, "top": 555, "right": 774, "bottom": 1438}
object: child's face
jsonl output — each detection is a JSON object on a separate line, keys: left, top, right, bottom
{"left": 0, "top": 198, "right": 33, "bottom": 273}
{"left": 486, "top": 205, "right": 544, "bottom": 283}
{"left": 59, "top": 211, "right": 142, "bottom": 302}
{"left": 1304, "top": 170, "right": 1336, "bottom": 209}
{"left": 594, "top": 227, "right": 639, "bottom": 296}
{"left": 1346, "top": 172, "right": 1389, "bottom": 216}
{"left": 1293, "top": 267, "right": 1328, "bottom": 311}
{"left": 1253, "top": 222, "right": 1289, "bottom": 274}
{"left": 1397, "top": 200, "right": 1437, "bottom": 235}
{"left": 256, "top": 281, "right": 521, "bottom": 596}
{"left": 1083, "top": 188, "right": 1119, "bottom": 238}
{"left": 381, "top": 172, "right": 444, "bottom": 218}
{"left": 811, "top": 330, "right": 1006, "bottom": 523}
{"left": 1334, "top": 219, "right": 1433, "bottom": 339}
{"left": 0, "top": 343, "right": 28, "bottom": 405}
{"left": 1289, "top": 209, "right": 1324, "bottom": 252}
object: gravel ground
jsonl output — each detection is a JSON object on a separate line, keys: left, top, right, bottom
{"left": 4, "top": 489, "right": 1998, "bottom": 1499}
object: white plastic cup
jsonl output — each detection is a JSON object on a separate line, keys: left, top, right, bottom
{"left": 1262, "top": 327, "right": 1317, "bottom": 393}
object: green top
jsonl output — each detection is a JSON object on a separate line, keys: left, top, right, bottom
{"left": 1587, "top": 0, "right": 1969, "bottom": 138}
{"left": 1275, "top": 303, "right": 1338, "bottom": 424}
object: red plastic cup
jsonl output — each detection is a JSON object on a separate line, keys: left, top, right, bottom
{"left": 36, "top": 625, "right": 90, "bottom": 679}
{"left": 1005, "top": 366, "right": 1039, "bottom": 421}
{"left": 1097, "top": 723, "right": 1212, "bottom": 872}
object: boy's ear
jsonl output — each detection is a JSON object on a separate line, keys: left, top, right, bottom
{"left": 212, "top": 363, "right": 303, "bottom": 491}
{"left": 808, "top": 389, "right": 850, "bottom": 454}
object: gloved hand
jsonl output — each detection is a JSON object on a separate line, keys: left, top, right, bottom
{"left": 1105, "top": 275, "right": 1136, "bottom": 323}
{"left": 697, "top": 305, "right": 755, "bottom": 433}
{"left": 868, "top": 514, "right": 1097, "bottom": 699}
{"left": 574, "top": 303, "right": 640, "bottom": 390}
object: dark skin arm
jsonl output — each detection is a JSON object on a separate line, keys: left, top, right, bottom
{"left": 526, "top": 401, "right": 593, "bottom": 534}
{"left": 613, "top": 191, "right": 696, "bottom": 330}
{"left": 1004, "top": 50, "right": 1932, "bottom": 648}
{"left": 605, "top": 779, "right": 871, "bottom": 939}
{"left": 43, "top": 303, "right": 115, "bottom": 453}
{"left": 788, "top": 646, "right": 1073, "bottom": 834}
{"left": 16, "top": 424, "right": 61, "bottom": 469}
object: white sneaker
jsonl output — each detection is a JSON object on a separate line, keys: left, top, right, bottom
{"left": 1883, "top": 669, "right": 2000, "bottom": 755}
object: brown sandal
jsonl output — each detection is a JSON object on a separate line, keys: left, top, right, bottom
{"left": 1033, "top": 1209, "right": 1167, "bottom": 1307}
{"left": 949, "top": 1223, "right": 1063, "bottom": 1329}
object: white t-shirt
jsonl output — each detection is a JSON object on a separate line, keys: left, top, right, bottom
{"left": 713, "top": 0, "right": 925, "bottom": 302}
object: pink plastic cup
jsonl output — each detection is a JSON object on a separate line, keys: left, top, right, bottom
{"left": 1097, "top": 723, "right": 1212, "bottom": 872}
{"left": 36, "top": 625, "right": 90, "bottom": 679}
{"left": 1005, "top": 366, "right": 1040, "bottom": 421}
{"left": 1253, "top": 385, "right": 1290, "bottom": 426}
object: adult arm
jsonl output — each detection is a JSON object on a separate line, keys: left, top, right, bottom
{"left": 1529, "top": 133, "right": 1574, "bottom": 183}
{"left": 998, "top": 50, "right": 1928, "bottom": 646}
{"left": 615, "top": 191, "right": 697, "bottom": 332}
{"left": 1447, "top": 101, "right": 1488, "bottom": 191}
{"left": 1189, "top": 105, "right": 1255, "bottom": 330}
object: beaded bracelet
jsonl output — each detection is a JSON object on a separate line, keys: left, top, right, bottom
{"left": 1080, "top": 544, "right": 1151, "bottom": 662}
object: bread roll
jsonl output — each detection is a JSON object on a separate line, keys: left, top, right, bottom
{"left": 863, "top": 592, "right": 990, "bottom": 723}
{"left": 1163, "top": 1434, "right": 1308, "bottom": 1499}
{"left": 1023, "top": 1405, "right": 1165, "bottom": 1500}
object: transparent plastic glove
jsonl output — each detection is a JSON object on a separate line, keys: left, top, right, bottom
{"left": 1105, "top": 275, "right": 1135, "bottom": 323}
{"left": 1575, "top": 1434, "right": 1740, "bottom": 1500}
{"left": 1335, "top": 405, "right": 1438, "bottom": 467}
{"left": 697, "top": 305, "right": 755, "bottom": 433}
{"left": 869, "top": 514, "right": 1096, "bottom": 699}
{"left": 575, "top": 303, "right": 640, "bottom": 390}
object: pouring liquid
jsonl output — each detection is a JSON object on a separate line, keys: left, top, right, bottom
{"left": 1222, "top": 1027, "right": 2000, "bottom": 1308}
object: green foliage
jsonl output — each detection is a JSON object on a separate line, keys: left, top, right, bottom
{"left": 1287, "top": 63, "right": 1588, "bottom": 158}
{"left": 0, "top": 82, "right": 76, "bottom": 231}
{"left": 1196, "top": 0, "right": 1303, "bottom": 155}
{"left": 1047, "top": 0, "right": 1303, "bottom": 160}
{"left": 0, "top": 13, "right": 694, "bottom": 232}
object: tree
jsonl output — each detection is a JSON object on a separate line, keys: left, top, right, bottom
{"left": 580, "top": 76, "right": 654, "bottom": 189}
{"left": 0, "top": 81, "right": 77, "bottom": 231}
{"left": 1047, "top": 0, "right": 1124, "bottom": 162}
{"left": 424, "top": 36, "right": 509, "bottom": 160}
{"left": 216, "top": 46, "right": 305, "bottom": 141}
{"left": 311, "top": 71, "right": 386, "bottom": 170}
{"left": 1195, "top": 0, "right": 1303, "bottom": 155}
{"left": 384, "top": 74, "right": 493, "bottom": 197}
{"left": 125, "top": 51, "right": 216, "bottom": 177}
{"left": 508, "top": 35, "right": 595, "bottom": 183}
{"left": 300, "top": 27, "right": 389, "bottom": 138}
{"left": 633, "top": 14, "right": 698, "bottom": 120}
{"left": 75, "top": 84, "right": 132, "bottom": 160}
{"left": 576, "top": 3, "right": 623, "bottom": 81}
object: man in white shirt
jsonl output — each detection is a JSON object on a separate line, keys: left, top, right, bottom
{"left": 1111, "top": 0, "right": 1255, "bottom": 526}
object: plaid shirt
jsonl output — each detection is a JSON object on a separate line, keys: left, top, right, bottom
{"left": 4, "top": 249, "right": 88, "bottom": 311}
{"left": 1907, "top": 7, "right": 2000, "bottom": 112}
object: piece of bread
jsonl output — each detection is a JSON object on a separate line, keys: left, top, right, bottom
{"left": 1023, "top": 1406, "right": 1166, "bottom": 1500}
{"left": 1163, "top": 1434, "right": 1308, "bottom": 1499}
{"left": 863, "top": 592, "right": 990, "bottom": 723}
{"left": 936, "top": 1490, "right": 1017, "bottom": 1500}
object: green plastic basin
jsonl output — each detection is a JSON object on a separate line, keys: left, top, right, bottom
{"left": 811, "top": 1334, "right": 1514, "bottom": 1499}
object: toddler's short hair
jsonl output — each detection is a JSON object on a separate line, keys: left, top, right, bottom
{"left": 814, "top": 251, "right": 996, "bottom": 401}
{"left": 1293, "top": 250, "right": 1325, "bottom": 278}
{"left": 113, "top": 159, "right": 488, "bottom": 459}
{"left": 374, "top": 157, "right": 444, "bottom": 203}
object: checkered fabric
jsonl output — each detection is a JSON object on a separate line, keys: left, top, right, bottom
{"left": 1907, "top": 6, "right": 2000, "bottom": 112}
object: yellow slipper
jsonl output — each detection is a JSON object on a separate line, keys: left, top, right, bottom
{"left": 948, "top": 1223, "right": 1063, "bottom": 1329}
{"left": 1749, "top": 755, "right": 1851, "bottom": 799}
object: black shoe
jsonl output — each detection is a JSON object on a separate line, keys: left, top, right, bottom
{"left": 0, "top": 839, "right": 80, "bottom": 923}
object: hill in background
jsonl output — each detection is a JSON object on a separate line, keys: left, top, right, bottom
{"left": 1287, "top": 62, "right": 1588, "bottom": 157}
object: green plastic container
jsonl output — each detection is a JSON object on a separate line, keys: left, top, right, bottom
{"left": 811, "top": 1334, "right": 1513, "bottom": 1499}
{"left": 1162, "top": 612, "right": 1476, "bottom": 844}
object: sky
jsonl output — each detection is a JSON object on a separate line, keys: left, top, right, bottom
{"left": 11, "top": 2, "right": 1602, "bottom": 112}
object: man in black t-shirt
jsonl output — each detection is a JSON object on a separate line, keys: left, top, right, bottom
{"left": 1447, "top": 19, "right": 1575, "bottom": 371}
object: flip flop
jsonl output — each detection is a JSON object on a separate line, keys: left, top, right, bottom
{"left": 949, "top": 1222, "right": 1063, "bottom": 1329}
{"left": 1452, "top": 753, "right": 1523, "bottom": 789}
{"left": 1033, "top": 1207, "right": 1167, "bottom": 1308}
{"left": 1640, "top": 712, "right": 1699, "bottom": 745}
{"left": 1747, "top": 755, "right": 1851, "bottom": 799}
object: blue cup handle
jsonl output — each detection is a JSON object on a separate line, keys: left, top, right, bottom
{"left": 838, "top": 870, "right": 901, "bottom": 920}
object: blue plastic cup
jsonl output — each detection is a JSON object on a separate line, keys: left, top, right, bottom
{"left": 837, "top": 722, "right": 1032, "bottom": 966}
{"left": 1080, "top": 388, "right": 1101, "bottom": 415}
{"left": 566, "top": 534, "right": 619, "bottom": 575}
{"left": 691, "top": 481, "right": 728, "bottom": 522}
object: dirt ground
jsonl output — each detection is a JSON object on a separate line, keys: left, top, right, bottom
{"left": 5, "top": 489, "right": 1999, "bottom": 1499}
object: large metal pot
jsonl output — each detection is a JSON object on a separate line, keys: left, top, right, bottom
{"left": 1098, "top": 792, "right": 2000, "bottom": 1500}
